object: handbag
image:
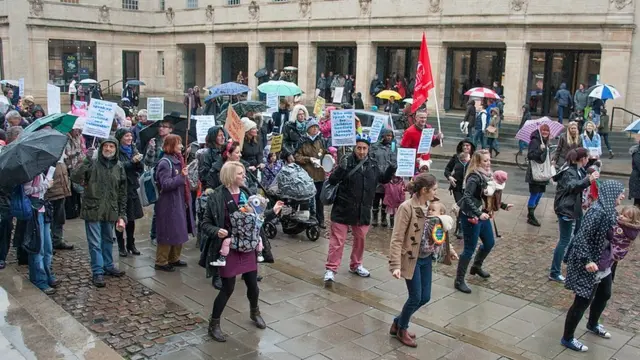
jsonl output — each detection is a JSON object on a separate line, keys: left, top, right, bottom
{"left": 486, "top": 125, "right": 497, "bottom": 134}
{"left": 320, "top": 159, "right": 365, "bottom": 205}
{"left": 531, "top": 147, "right": 555, "bottom": 182}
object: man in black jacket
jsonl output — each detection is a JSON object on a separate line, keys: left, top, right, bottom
{"left": 463, "top": 99, "right": 476, "bottom": 138}
{"left": 324, "top": 134, "right": 396, "bottom": 282}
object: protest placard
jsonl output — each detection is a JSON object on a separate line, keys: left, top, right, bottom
{"left": 417, "top": 128, "right": 435, "bottom": 154}
{"left": 193, "top": 115, "right": 216, "bottom": 144}
{"left": 83, "top": 99, "right": 116, "bottom": 139}
{"left": 270, "top": 134, "right": 283, "bottom": 153}
{"left": 266, "top": 93, "right": 278, "bottom": 113}
{"left": 73, "top": 101, "right": 88, "bottom": 110}
{"left": 18, "top": 78, "right": 24, "bottom": 97}
{"left": 146, "top": 97, "right": 164, "bottom": 121}
{"left": 330, "top": 110, "right": 356, "bottom": 147}
{"left": 225, "top": 105, "right": 245, "bottom": 148}
{"left": 369, "top": 114, "right": 387, "bottom": 143}
{"left": 588, "top": 147, "right": 601, "bottom": 158}
{"left": 313, "top": 97, "right": 326, "bottom": 118}
{"left": 332, "top": 87, "right": 344, "bottom": 103}
{"left": 396, "top": 148, "right": 417, "bottom": 177}
{"left": 47, "top": 84, "right": 61, "bottom": 114}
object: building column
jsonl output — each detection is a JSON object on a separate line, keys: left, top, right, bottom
{"left": 601, "top": 43, "right": 631, "bottom": 127}
{"left": 297, "top": 41, "right": 317, "bottom": 100}
{"left": 356, "top": 41, "right": 374, "bottom": 107}
{"left": 7, "top": 1, "right": 30, "bottom": 94}
{"left": 205, "top": 44, "right": 222, "bottom": 88}
{"left": 503, "top": 42, "right": 529, "bottom": 122}
{"left": 247, "top": 42, "right": 265, "bottom": 99}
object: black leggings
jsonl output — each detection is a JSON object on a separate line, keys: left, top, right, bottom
{"left": 373, "top": 192, "right": 386, "bottom": 212}
{"left": 211, "top": 271, "right": 259, "bottom": 319}
{"left": 563, "top": 274, "right": 612, "bottom": 341}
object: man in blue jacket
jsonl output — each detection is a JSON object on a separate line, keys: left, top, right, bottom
{"left": 554, "top": 83, "right": 572, "bottom": 124}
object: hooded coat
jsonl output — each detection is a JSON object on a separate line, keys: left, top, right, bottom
{"left": 199, "top": 126, "right": 228, "bottom": 190}
{"left": 155, "top": 153, "right": 195, "bottom": 246}
{"left": 564, "top": 181, "right": 625, "bottom": 299}
{"left": 554, "top": 83, "right": 572, "bottom": 107}
{"left": 71, "top": 138, "right": 127, "bottom": 223}
{"left": 282, "top": 120, "right": 306, "bottom": 154}
{"left": 464, "top": 100, "right": 476, "bottom": 128}
{"left": 294, "top": 133, "right": 328, "bottom": 182}
{"left": 552, "top": 163, "right": 590, "bottom": 220}
{"left": 115, "top": 129, "right": 144, "bottom": 221}
{"left": 369, "top": 128, "right": 397, "bottom": 193}
{"left": 444, "top": 139, "right": 475, "bottom": 194}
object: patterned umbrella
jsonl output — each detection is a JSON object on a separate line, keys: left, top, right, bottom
{"left": 515, "top": 117, "right": 565, "bottom": 143}
{"left": 624, "top": 119, "right": 640, "bottom": 134}
{"left": 464, "top": 87, "right": 501, "bottom": 99}
{"left": 588, "top": 84, "right": 621, "bottom": 100}
{"left": 206, "top": 82, "right": 251, "bottom": 101}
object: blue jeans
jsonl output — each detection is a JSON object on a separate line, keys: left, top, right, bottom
{"left": 85, "top": 221, "right": 115, "bottom": 276}
{"left": 487, "top": 137, "right": 500, "bottom": 152}
{"left": 528, "top": 192, "right": 543, "bottom": 208}
{"left": 550, "top": 216, "right": 576, "bottom": 278}
{"left": 601, "top": 133, "right": 611, "bottom": 152}
{"left": 519, "top": 140, "right": 527, "bottom": 151}
{"left": 557, "top": 105, "right": 568, "bottom": 124}
{"left": 460, "top": 214, "right": 495, "bottom": 261}
{"left": 473, "top": 129, "right": 486, "bottom": 149}
{"left": 28, "top": 212, "right": 55, "bottom": 289}
{"left": 395, "top": 257, "right": 433, "bottom": 329}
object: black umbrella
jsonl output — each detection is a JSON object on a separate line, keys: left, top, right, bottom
{"left": 254, "top": 68, "right": 269, "bottom": 78}
{"left": 138, "top": 112, "right": 197, "bottom": 152}
{"left": 215, "top": 101, "right": 269, "bottom": 125}
{"left": 0, "top": 129, "right": 68, "bottom": 188}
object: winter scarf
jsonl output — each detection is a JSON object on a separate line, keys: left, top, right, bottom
{"left": 120, "top": 144, "right": 134, "bottom": 160}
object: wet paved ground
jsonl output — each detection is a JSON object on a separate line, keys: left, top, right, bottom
{"left": 2, "top": 192, "right": 640, "bottom": 359}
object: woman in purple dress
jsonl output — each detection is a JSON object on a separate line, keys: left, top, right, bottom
{"left": 201, "top": 161, "right": 283, "bottom": 342}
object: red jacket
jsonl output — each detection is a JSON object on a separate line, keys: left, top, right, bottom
{"left": 400, "top": 124, "right": 441, "bottom": 161}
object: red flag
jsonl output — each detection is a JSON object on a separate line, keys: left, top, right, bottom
{"left": 411, "top": 33, "right": 434, "bottom": 113}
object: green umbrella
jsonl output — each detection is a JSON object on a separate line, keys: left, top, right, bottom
{"left": 257, "top": 80, "right": 302, "bottom": 96}
{"left": 24, "top": 113, "right": 79, "bottom": 134}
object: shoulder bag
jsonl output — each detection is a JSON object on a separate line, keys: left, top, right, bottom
{"left": 320, "top": 159, "right": 365, "bottom": 205}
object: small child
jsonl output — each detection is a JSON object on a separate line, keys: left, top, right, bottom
{"left": 383, "top": 176, "right": 405, "bottom": 228}
{"left": 599, "top": 205, "right": 640, "bottom": 277}
{"left": 582, "top": 163, "right": 601, "bottom": 210}
{"left": 261, "top": 152, "right": 283, "bottom": 189}
{"left": 468, "top": 170, "right": 508, "bottom": 224}
{"left": 418, "top": 159, "right": 432, "bottom": 174}
{"left": 422, "top": 201, "right": 455, "bottom": 263}
{"left": 211, "top": 195, "right": 267, "bottom": 267}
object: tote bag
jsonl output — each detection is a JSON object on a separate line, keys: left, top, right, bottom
{"left": 531, "top": 148, "right": 555, "bottom": 182}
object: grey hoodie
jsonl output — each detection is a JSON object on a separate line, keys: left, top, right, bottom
{"left": 554, "top": 83, "right": 572, "bottom": 107}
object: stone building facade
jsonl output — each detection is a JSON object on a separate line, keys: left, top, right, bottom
{"left": 0, "top": 0, "right": 637, "bottom": 125}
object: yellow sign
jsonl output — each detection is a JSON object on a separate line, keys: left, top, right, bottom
{"left": 225, "top": 105, "right": 244, "bottom": 148}
{"left": 270, "top": 134, "right": 283, "bottom": 153}
{"left": 313, "top": 96, "right": 326, "bottom": 118}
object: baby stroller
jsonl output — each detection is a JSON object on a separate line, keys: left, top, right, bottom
{"left": 258, "top": 164, "right": 320, "bottom": 242}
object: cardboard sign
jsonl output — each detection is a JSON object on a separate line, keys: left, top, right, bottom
{"left": 396, "top": 148, "right": 417, "bottom": 177}
{"left": 588, "top": 147, "right": 601, "bottom": 158}
{"left": 270, "top": 134, "right": 283, "bottom": 153}
{"left": 83, "top": 99, "right": 116, "bottom": 139}
{"left": 46, "top": 84, "right": 61, "bottom": 114}
{"left": 18, "top": 78, "right": 24, "bottom": 97}
{"left": 330, "top": 110, "right": 356, "bottom": 147}
{"left": 332, "top": 87, "right": 344, "bottom": 104}
{"left": 146, "top": 97, "right": 164, "bottom": 121}
{"left": 193, "top": 115, "right": 216, "bottom": 144}
{"left": 417, "top": 128, "right": 435, "bottom": 154}
{"left": 369, "top": 115, "right": 387, "bottom": 143}
{"left": 266, "top": 93, "right": 278, "bottom": 114}
{"left": 313, "top": 97, "right": 326, "bottom": 118}
{"left": 225, "top": 105, "right": 245, "bottom": 148}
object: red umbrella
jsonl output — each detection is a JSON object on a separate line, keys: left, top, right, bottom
{"left": 464, "top": 87, "right": 501, "bottom": 99}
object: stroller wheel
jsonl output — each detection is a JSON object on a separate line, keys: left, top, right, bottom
{"left": 264, "top": 222, "right": 278, "bottom": 239}
{"left": 306, "top": 226, "right": 320, "bottom": 242}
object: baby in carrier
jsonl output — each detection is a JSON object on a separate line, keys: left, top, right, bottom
{"left": 210, "top": 195, "right": 267, "bottom": 266}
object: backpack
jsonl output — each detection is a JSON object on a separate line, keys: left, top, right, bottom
{"left": 138, "top": 158, "right": 172, "bottom": 207}
{"left": 10, "top": 185, "right": 33, "bottom": 220}
{"left": 187, "top": 159, "right": 199, "bottom": 189}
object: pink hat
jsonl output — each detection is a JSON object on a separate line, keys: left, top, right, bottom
{"left": 493, "top": 170, "right": 508, "bottom": 184}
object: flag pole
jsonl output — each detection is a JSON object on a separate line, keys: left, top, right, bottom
{"left": 431, "top": 88, "right": 443, "bottom": 146}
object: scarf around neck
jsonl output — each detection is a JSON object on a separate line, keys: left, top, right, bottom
{"left": 120, "top": 144, "right": 134, "bottom": 159}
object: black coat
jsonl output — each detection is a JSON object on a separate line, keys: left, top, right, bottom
{"left": 282, "top": 121, "right": 304, "bottom": 154}
{"left": 117, "top": 150, "right": 145, "bottom": 221}
{"left": 241, "top": 137, "right": 263, "bottom": 168}
{"left": 552, "top": 164, "right": 590, "bottom": 220}
{"left": 526, "top": 131, "right": 550, "bottom": 192}
{"left": 271, "top": 110, "right": 289, "bottom": 133}
{"left": 329, "top": 153, "right": 395, "bottom": 225}
{"left": 199, "top": 147, "right": 223, "bottom": 190}
{"left": 444, "top": 139, "right": 475, "bottom": 194}
{"left": 630, "top": 144, "right": 640, "bottom": 200}
{"left": 464, "top": 103, "right": 476, "bottom": 127}
{"left": 460, "top": 172, "right": 487, "bottom": 218}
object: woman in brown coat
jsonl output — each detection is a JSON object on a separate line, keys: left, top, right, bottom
{"left": 388, "top": 173, "right": 458, "bottom": 347}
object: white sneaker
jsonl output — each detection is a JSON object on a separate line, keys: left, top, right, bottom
{"left": 150, "top": 238, "right": 157, "bottom": 246}
{"left": 257, "top": 254, "right": 264, "bottom": 263}
{"left": 210, "top": 257, "right": 226, "bottom": 267}
{"left": 323, "top": 269, "right": 335, "bottom": 282}
{"left": 349, "top": 265, "right": 370, "bottom": 277}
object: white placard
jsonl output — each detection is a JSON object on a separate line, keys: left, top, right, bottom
{"left": 73, "top": 100, "right": 88, "bottom": 110}
{"left": 46, "top": 84, "right": 61, "bottom": 114}
{"left": 194, "top": 115, "right": 216, "bottom": 144}
{"left": 146, "top": 97, "right": 164, "bottom": 121}
{"left": 18, "top": 78, "right": 24, "bottom": 97}
{"left": 396, "top": 148, "right": 417, "bottom": 177}
{"left": 369, "top": 115, "right": 387, "bottom": 143}
{"left": 246, "top": 90, "right": 253, "bottom": 101}
{"left": 330, "top": 109, "right": 356, "bottom": 147}
{"left": 46, "top": 166, "right": 56, "bottom": 182}
{"left": 266, "top": 93, "right": 278, "bottom": 114}
{"left": 417, "top": 128, "right": 435, "bottom": 154}
{"left": 333, "top": 87, "right": 344, "bottom": 103}
{"left": 83, "top": 99, "right": 116, "bottom": 139}
{"left": 588, "top": 147, "right": 601, "bottom": 158}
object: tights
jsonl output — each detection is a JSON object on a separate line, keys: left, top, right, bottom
{"left": 563, "top": 274, "right": 612, "bottom": 341}
{"left": 211, "top": 271, "right": 259, "bottom": 319}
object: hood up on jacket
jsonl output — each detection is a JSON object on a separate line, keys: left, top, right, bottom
{"left": 31, "top": 105, "right": 45, "bottom": 118}
{"left": 560, "top": 83, "right": 567, "bottom": 90}
{"left": 206, "top": 125, "right": 228, "bottom": 149}
{"left": 98, "top": 137, "right": 120, "bottom": 169}
{"left": 455, "top": 138, "right": 475, "bottom": 155}
{"left": 378, "top": 128, "right": 395, "bottom": 144}
{"left": 290, "top": 104, "right": 309, "bottom": 121}
{"left": 595, "top": 180, "right": 626, "bottom": 229}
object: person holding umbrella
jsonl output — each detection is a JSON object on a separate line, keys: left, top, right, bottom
{"left": 525, "top": 124, "right": 552, "bottom": 227}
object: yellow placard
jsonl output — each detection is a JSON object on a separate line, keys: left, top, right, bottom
{"left": 270, "top": 134, "right": 283, "bottom": 153}
{"left": 313, "top": 96, "right": 326, "bottom": 118}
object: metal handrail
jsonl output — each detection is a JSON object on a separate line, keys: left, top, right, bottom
{"left": 101, "top": 79, "right": 123, "bottom": 97}
{"left": 611, "top": 106, "right": 640, "bottom": 131}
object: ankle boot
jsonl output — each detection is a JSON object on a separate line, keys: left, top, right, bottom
{"left": 609, "top": 150, "right": 614, "bottom": 159}
{"left": 527, "top": 206, "right": 541, "bottom": 227}
{"left": 389, "top": 320, "right": 416, "bottom": 338}
{"left": 208, "top": 317, "right": 226, "bottom": 342}
{"left": 389, "top": 215, "right": 395, "bottom": 228}
{"left": 469, "top": 250, "right": 491, "bottom": 278}
{"left": 250, "top": 307, "right": 267, "bottom": 329}
{"left": 454, "top": 258, "right": 472, "bottom": 294}
{"left": 371, "top": 210, "right": 379, "bottom": 227}
{"left": 380, "top": 209, "right": 388, "bottom": 227}
{"left": 396, "top": 329, "right": 417, "bottom": 347}
{"left": 212, "top": 274, "right": 222, "bottom": 290}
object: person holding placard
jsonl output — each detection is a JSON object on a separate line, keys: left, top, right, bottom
{"left": 323, "top": 134, "right": 396, "bottom": 283}
{"left": 400, "top": 109, "right": 442, "bottom": 166}
{"left": 580, "top": 121, "right": 602, "bottom": 168}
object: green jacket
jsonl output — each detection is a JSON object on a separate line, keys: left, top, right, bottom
{"left": 598, "top": 114, "right": 610, "bottom": 134}
{"left": 71, "top": 137, "right": 127, "bottom": 223}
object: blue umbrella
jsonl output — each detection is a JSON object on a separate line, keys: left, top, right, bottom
{"left": 126, "top": 80, "right": 146, "bottom": 86}
{"left": 624, "top": 118, "right": 640, "bottom": 133}
{"left": 206, "top": 82, "right": 251, "bottom": 101}
{"left": 588, "top": 84, "right": 621, "bottom": 100}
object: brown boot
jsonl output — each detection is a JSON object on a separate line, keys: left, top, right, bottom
{"left": 389, "top": 321, "right": 416, "bottom": 338}
{"left": 250, "top": 307, "right": 266, "bottom": 329}
{"left": 208, "top": 318, "right": 226, "bottom": 342}
{"left": 397, "top": 329, "right": 417, "bottom": 347}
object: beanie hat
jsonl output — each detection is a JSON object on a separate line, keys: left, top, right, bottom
{"left": 493, "top": 170, "right": 508, "bottom": 184}
{"left": 306, "top": 118, "right": 319, "bottom": 131}
{"left": 241, "top": 117, "right": 257, "bottom": 133}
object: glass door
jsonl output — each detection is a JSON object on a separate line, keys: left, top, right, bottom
{"left": 122, "top": 51, "right": 139, "bottom": 85}
{"left": 450, "top": 50, "right": 471, "bottom": 110}
{"left": 527, "top": 51, "right": 545, "bottom": 116}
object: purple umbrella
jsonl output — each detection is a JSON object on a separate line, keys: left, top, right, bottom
{"left": 515, "top": 117, "right": 565, "bottom": 143}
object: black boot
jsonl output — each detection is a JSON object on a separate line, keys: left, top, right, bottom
{"left": 208, "top": 317, "right": 226, "bottom": 342}
{"left": 389, "top": 215, "right": 395, "bottom": 228}
{"left": 250, "top": 307, "right": 267, "bottom": 329}
{"left": 116, "top": 231, "right": 127, "bottom": 257}
{"left": 212, "top": 274, "right": 222, "bottom": 290}
{"left": 380, "top": 209, "right": 388, "bottom": 227}
{"left": 454, "top": 258, "right": 472, "bottom": 294}
{"left": 469, "top": 250, "right": 491, "bottom": 278}
{"left": 527, "top": 206, "right": 541, "bottom": 227}
{"left": 125, "top": 222, "right": 140, "bottom": 255}
{"left": 371, "top": 209, "right": 379, "bottom": 227}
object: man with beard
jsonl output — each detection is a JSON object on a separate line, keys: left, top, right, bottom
{"left": 400, "top": 109, "right": 443, "bottom": 169}
{"left": 72, "top": 138, "right": 127, "bottom": 287}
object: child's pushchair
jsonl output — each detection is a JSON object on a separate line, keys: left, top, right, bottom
{"left": 259, "top": 164, "right": 320, "bottom": 241}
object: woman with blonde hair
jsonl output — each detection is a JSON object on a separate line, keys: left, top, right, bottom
{"left": 553, "top": 121, "right": 582, "bottom": 167}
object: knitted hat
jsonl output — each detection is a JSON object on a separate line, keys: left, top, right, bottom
{"left": 493, "top": 170, "right": 508, "bottom": 184}
{"left": 241, "top": 117, "right": 257, "bottom": 133}
{"left": 306, "top": 118, "right": 319, "bottom": 131}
